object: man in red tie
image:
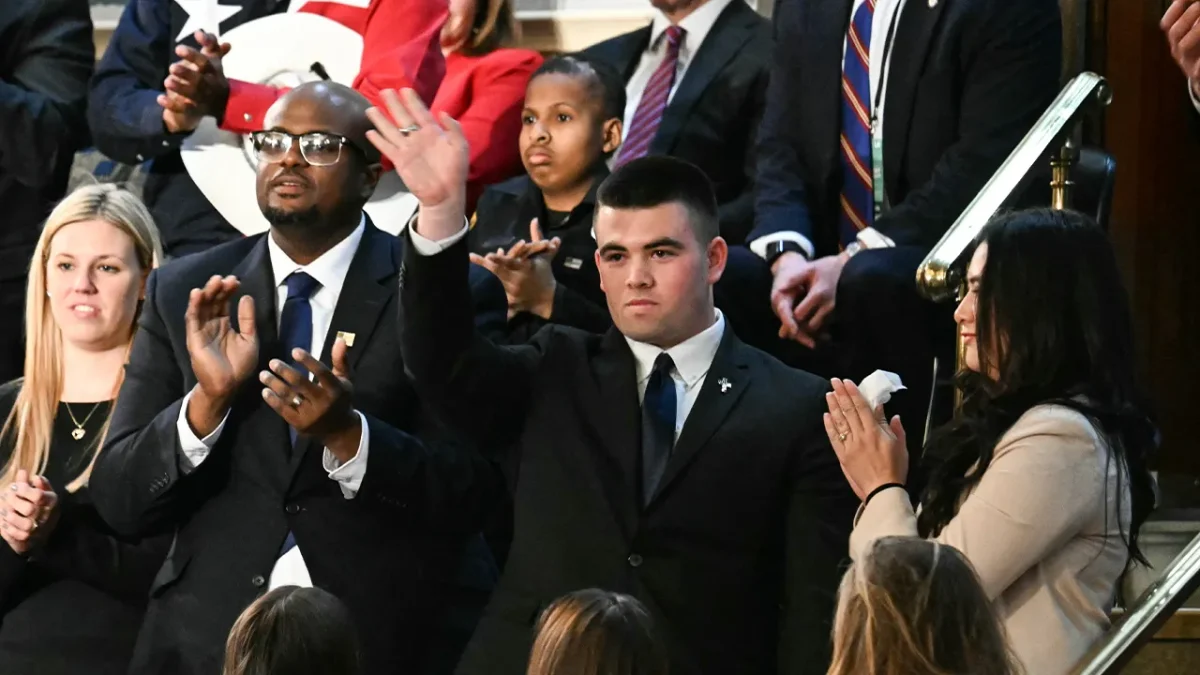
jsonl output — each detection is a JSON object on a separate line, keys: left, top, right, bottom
{"left": 583, "top": 0, "right": 772, "bottom": 245}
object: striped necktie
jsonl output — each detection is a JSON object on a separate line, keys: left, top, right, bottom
{"left": 616, "top": 25, "right": 686, "bottom": 168}
{"left": 839, "top": 0, "right": 875, "bottom": 246}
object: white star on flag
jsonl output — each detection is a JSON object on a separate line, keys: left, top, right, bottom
{"left": 173, "top": 0, "right": 244, "bottom": 42}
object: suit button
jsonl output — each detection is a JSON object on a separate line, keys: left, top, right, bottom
{"left": 627, "top": 554, "right": 644, "bottom": 568}
{"left": 285, "top": 503, "right": 300, "bottom": 514}
{"left": 251, "top": 575, "right": 266, "bottom": 588}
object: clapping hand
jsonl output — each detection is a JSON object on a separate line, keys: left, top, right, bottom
{"left": 259, "top": 338, "right": 360, "bottom": 463}
{"left": 366, "top": 88, "right": 470, "bottom": 239}
{"left": 1163, "top": 1, "right": 1200, "bottom": 98}
{"left": 159, "top": 30, "right": 233, "bottom": 133}
{"left": 470, "top": 218, "right": 561, "bottom": 319}
{"left": 823, "top": 378, "right": 908, "bottom": 501}
{"left": 185, "top": 275, "right": 258, "bottom": 437}
{"left": 1, "top": 470, "right": 60, "bottom": 555}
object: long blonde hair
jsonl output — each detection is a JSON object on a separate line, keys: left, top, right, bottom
{"left": 527, "top": 589, "right": 668, "bottom": 675}
{"left": 827, "top": 537, "right": 1021, "bottom": 675}
{"left": 0, "top": 184, "right": 162, "bottom": 493}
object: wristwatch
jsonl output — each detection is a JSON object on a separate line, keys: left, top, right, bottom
{"left": 764, "top": 240, "right": 808, "bottom": 268}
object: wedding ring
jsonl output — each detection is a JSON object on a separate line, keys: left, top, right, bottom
{"left": 838, "top": 432, "right": 849, "bottom": 443}
{"left": 399, "top": 124, "right": 420, "bottom": 136}
{"left": 291, "top": 395, "right": 303, "bottom": 408}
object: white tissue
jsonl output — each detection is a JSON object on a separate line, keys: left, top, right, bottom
{"left": 858, "top": 370, "right": 906, "bottom": 409}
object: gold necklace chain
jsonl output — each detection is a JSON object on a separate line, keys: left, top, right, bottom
{"left": 64, "top": 402, "right": 103, "bottom": 441}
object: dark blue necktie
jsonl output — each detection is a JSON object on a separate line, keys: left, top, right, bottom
{"left": 278, "top": 271, "right": 320, "bottom": 556}
{"left": 641, "top": 353, "right": 677, "bottom": 506}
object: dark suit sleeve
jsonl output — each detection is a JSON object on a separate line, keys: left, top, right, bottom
{"left": 88, "top": 0, "right": 192, "bottom": 165}
{"left": 549, "top": 283, "right": 613, "bottom": 334}
{"left": 779, "top": 383, "right": 858, "bottom": 675}
{"left": 90, "top": 271, "right": 202, "bottom": 538}
{"left": 29, "top": 506, "right": 169, "bottom": 606}
{"left": 872, "top": 0, "right": 1062, "bottom": 249}
{"left": 718, "top": 51, "right": 772, "bottom": 245}
{"left": 0, "top": 0, "right": 93, "bottom": 187}
{"left": 400, "top": 235, "right": 544, "bottom": 451}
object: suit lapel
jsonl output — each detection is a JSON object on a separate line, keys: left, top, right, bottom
{"left": 608, "top": 27, "right": 653, "bottom": 82}
{"left": 882, "top": 0, "right": 947, "bottom": 200}
{"left": 648, "top": 328, "right": 751, "bottom": 508}
{"left": 290, "top": 219, "right": 397, "bottom": 479}
{"left": 587, "top": 329, "right": 643, "bottom": 527}
{"left": 230, "top": 235, "right": 293, "bottom": 482}
{"left": 805, "top": 0, "right": 856, "bottom": 194}
{"left": 650, "top": 1, "right": 756, "bottom": 156}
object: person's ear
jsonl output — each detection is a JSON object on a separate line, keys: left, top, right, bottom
{"left": 706, "top": 236, "right": 728, "bottom": 285}
{"left": 359, "top": 162, "right": 383, "bottom": 201}
{"left": 601, "top": 118, "right": 623, "bottom": 155}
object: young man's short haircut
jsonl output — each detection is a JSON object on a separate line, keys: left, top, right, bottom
{"left": 597, "top": 156, "right": 721, "bottom": 243}
{"left": 529, "top": 53, "right": 626, "bottom": 122}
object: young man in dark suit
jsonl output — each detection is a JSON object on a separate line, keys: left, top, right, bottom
{"left": 749, "top": 0, "right": 1061, "bottom": 458}
{"left": 89, "top": 82, "right": 507, "bottom": 675}
{"left": 584, "top": 0, "right": 772, "bottom": 244}
{"left": 371, "top": 88, "right": 857, "bottom": 675}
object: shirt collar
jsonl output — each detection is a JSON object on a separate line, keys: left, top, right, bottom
{"left": 648, "top": 0, "right": 734, "bottom": 55}
{"left": 626, "top": 309, "right": 726, "bottom": 388}
{"left": 267, "top": 214, "right": 366, "bottom": 301}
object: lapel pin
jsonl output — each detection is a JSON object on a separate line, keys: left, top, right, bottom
{"left": 336, "top": 331, "right": 356, "bottom": 347}
{"left": 719, "top": 377, "right": 732, "bottom": 393}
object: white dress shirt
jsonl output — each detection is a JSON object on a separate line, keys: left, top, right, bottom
{"left": 407, "top": 218, "right": 726, "bottom": 434}
{"left": 619, "top": 0, "right": 736, "bottom": 145}
{"left": 174, "top": 216, "right": 372, "bottom": 590}
{"left": 626, "top": 311, "right": 725, "bottom": 436}
{"left": 749, "top": 0, "right": 908, "bottom": 261}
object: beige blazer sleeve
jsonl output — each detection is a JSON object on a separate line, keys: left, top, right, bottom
{"left": 849, "top": 405, "right": 1107, "bottom": 600}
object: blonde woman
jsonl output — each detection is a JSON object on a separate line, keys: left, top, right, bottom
{"left": 527, "top": 589, "right": 668, "bottom": 675}
{"left": 827, "top": 536, "right": 1020, "bottom": 675}
{"left": 0, "top": 184, "right": 167, "bottom": 675}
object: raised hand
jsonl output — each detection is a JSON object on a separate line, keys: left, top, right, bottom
{"left": 469, "top": 218, "right": 561, "bottom": 319}
{"left": 366, "top": 88, "right": 470, "bottom": 238}
{"left": 185, "top": 275, "right": 258, "bottom": 436}
{"left": 1, "top": 471, "right": 60, "bottom": 555}
{"left": 259, "top": 339, "right": 360, "bottom": 462}
{"left": 1163, "top": 0, "right": 1200, "bottom": 97}
{"left": 823, "top": 378, "right": 908, "bottom": 501}
{"left": 159, "top": 31, "right": 233, "bottom": 133}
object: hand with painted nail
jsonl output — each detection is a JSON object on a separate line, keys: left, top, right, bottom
{"left": 0, "top": 470, "right": 60, "bottom": 555}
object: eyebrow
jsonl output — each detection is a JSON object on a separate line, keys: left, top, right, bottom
{"left": 967, "top": 274, "right": 982, "bottom": 285}
{"left": 597, "top": 237, "right": 686, "bottom": 255}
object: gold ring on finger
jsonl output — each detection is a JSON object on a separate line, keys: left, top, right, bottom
{"left": 291, "top": 395, "right": 303, "bottom": 408}
{"left": 838, "top": 432, "right": 849, "bottom": 443}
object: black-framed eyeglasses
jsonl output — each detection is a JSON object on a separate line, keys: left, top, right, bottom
{"left": 249, "top": 130, "right": 362, "bottom": 167}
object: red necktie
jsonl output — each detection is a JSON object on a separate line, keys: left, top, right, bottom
{"left": 616, "top": 25, "right": 686, "bottom": 167}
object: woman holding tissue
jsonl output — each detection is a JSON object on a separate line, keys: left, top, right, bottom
{"left": 0, "top": 185, "right": 167, "bottom": 675}
{"left": 825, "top": 208, "right": 1156, "bottom": 675}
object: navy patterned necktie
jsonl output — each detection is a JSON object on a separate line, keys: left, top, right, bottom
{"left": 641, "top": 353, "right": 677, "bottom": 506}
{"left": 278, "top": 271, "right": 320, "bottom": 556}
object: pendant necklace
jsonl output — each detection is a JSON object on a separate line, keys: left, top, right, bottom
{"left": 64, "top": 402, "right": 103, "bottom": 441}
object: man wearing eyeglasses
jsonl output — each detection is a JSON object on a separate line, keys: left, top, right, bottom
{"left": 89, "top": 81, "right": 509, "bottom": 675}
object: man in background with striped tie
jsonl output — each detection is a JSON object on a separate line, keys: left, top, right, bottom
{"left": 749, "top": 0, "right": 1061, "bottom": 470}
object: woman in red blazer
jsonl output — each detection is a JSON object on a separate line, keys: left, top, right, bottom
{"left": 435, "top": 0, "right": 543, "bottom": 214}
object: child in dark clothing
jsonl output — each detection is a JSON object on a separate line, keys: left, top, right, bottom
{"left": 468, "top": 53, "right": 624, "bottom": 341}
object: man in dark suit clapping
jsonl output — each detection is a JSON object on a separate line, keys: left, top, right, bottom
{"left": 371, "top": 88, "right": 857, "bottom": 675}
{"left": 89, "top": 81, "right": 507, "bottom": 675}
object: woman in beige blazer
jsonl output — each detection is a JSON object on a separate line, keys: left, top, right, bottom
{"left": 822, "top": 209, "right": 1156, "bottom": 675}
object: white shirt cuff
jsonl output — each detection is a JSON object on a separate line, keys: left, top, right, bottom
{"left": 748, "top": 231, "right": 815, "bottom": 261}
{"left": 1189, "top": 79, "right": 1200, "bottom": 114}
{"left": 176, "top": 389, "right": 228, "bottom": 473}
{"left": 407, "top": 214, "right": 470, "bottom": 255}
{"left": 321, "top": 411, "right": 369, "bottom": 499}
{"left": 856, "top": 227, "right": 895, "bottom": 249}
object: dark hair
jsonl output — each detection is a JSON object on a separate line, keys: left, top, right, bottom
{"left": 459, "top": 0, "right": 517, "bottom": 56}
{"left": 829, "top": 537, "right": 1020, "bottom": 675}
{"left": 527, "top": 589, "right": 668, "bottom": 675}
{"left": 529, "top": 53, "right": 626, "bottom": 122}
{"left": 597, "top": 156, "right": 720, "bottom": 242}
{"left": 918, "top": 208, "right": 1157, "bottom": 565}
{"left": 223, "top": 586, "right": 360, "bottom": 675}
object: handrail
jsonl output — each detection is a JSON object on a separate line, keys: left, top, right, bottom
{"left": 915, "top": 72, "right": 1112, "bottom": 302}
{"left": 1069, "top": 532, "right": 1200, "bottom": 674}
